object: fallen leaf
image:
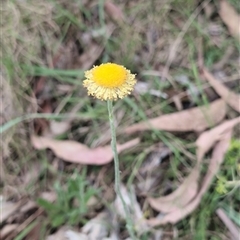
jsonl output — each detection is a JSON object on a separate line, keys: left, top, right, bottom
{"left": 82, "top": 212, "right": 109, "bottom": 240}
{"left": 125, "top": 99, "right": 226, "bottom": 134}
{"left": 20, "top": 201, "right": 37, "bottom": 213}
{"left": 203, "top": 68, "right": 240, "bottom": 113}
{"left": 49, "top": 121, "right": 71, "bottom": 136}
{"left": 0, "top": 224, "right": 18, "bottom": 239}
{"left": 40, "top": 192, "right": 57, "bottom": 203}
{"left": 219, "top": 0, "right": 240, "bottom": 40}
{"left": 0, "top": 197, "right": 23, "bottom": 223}
{"left": 148, "top": 166, "right": 200, "bottom": 213}
{"left": 196, "top": 117, "right": 240, "bottom": 161}
{"left": 31, "top": 135, "right": 140, "bottom": 165}
{"left": 104, "top": 1, "right": 125, "bottom": 23}
{"left": 147, "top": 119, "right": 238, "bottom": 226}
{"left": 216, "top": 208, "right": 239, "bottom": 240}
{"left": 65, "top": 230, "right": 88, "bottom": 240}
{"left": 46, "top": 228, "right": 88, "bottom": 240}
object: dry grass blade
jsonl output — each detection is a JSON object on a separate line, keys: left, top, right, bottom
{"left": 125, "top": 99, "right": 226, "bottom": 134}
{"left": 219, "top": 0, "right": 240, "bottom": 40}
{"left": 148, "top": 128, "right": 233, "bottom": 226}
{"left": 203, "top": 68, "right": 240, "bottom": 113}
{"left": 0, "top": 72, "right": 17, "bottom": 158}
{"left": 5, "top": 208, "right": 43, "bottom": 240}
{"left": 31, "top": 135, "right": 139, "bottom": 165}
{"left": 162, "top": 0, "right": 211, "bottom": 80}
{"left": 216, "top": 208, "right": 240, "bottom": 240}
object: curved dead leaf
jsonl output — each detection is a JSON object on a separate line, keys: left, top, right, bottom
{"left": 1, "top": 198, "right": 24, "bottom": 223}
{"left": 219, "top": 0, "right": 240, "bottom": 40}
{"left": 104, "top": 1, "right": 125, "bottom": 23}
{"left": 148, "top": 118, "right": 240, "bottom": 221}
{"left": 148, "top": 166, "right": 199, "bottom": 213}
{"left": 196, "top": 117, "right": 240, "bottom": 161}
{"left": 31, "top": 135, "right": 139, "bottom": 165}
{"left": 125, "top": 99, "right": 226, "bottom": 134}
{"left": 0, "top": 224, "right": 19, "bottom": 239}
{"left": 148, "top": 119, "right": 238, "bottom": 226}
{"left": 203, "top": 68, "right": 240, "bottom": 113}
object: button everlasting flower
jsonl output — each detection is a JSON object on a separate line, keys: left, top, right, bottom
{"left": 83, "top": 63, "right": 136, "bottom": 101}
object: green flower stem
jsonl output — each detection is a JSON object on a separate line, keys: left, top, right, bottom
{"left": 107, "top": 100, "right": 136, "bottom": 240}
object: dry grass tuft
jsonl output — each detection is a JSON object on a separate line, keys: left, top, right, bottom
{"left": 0, "top": 71, "right": 15, "bottom": 158}
{"left": 0, "top": 1, "right": 61, "bottom": 196}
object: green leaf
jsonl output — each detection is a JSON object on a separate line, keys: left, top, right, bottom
{"left": 37, "top": 198, "right": 59, "bottom": 211}
{"left": 51, "top": 215, "right": 66, "bottom": 228}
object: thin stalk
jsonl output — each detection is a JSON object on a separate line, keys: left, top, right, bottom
{"left": 107, "top": 100, "right": 137, "bottom": 240}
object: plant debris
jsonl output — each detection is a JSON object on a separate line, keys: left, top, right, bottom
{"left": 125, "top": 99, "right": 226, "bottom": 134}
{"left": 31, "top": 135, "right": 140, "bottom": 165}
{"left": 1, "top": 0, "right": 240, "bottom": 239}
{"left": 202, "top": 68, "right": 240, "bottom": 113}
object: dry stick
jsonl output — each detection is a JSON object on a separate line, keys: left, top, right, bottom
{"left": 162, "top": 0, "right": 211, "bottom": 82}
{"left": 107, "top": 100, "right": 137, "bottom": 240}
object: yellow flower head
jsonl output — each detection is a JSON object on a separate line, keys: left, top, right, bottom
{"left": 83, "top": 63, "right": 136, "bottom": 101}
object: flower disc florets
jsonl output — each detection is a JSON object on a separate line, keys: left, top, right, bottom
{"left": 83, "top": 63, "right": 136, "bottom": 101}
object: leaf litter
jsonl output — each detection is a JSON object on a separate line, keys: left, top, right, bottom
{"left": 0, "top": 197, "right": 24, "bottom": 223}
{"left": 81, "top": 212, "right": 109, "bottom": 240}
{"left": 147, "top": 117, "right": 240, "bottom": 226}
{"left": 219, "top": 0, "right": 240, "bottom": 40}
{"left": 125, "top": 99, "right": 226, "bottom": 134}
{"left": 0, "top": 225, "right": 19, "bottom": 240}
{"left": 216, "top": 208, "right": 240, "bottom": 240}
{"left": 2, "top": 0, "right": 240, "bottom": 239}
{"left": 148, "top": 166, "right": 200, "bottom": 213}
{"left": 104, "top": 0, "right": 125, "bottom": 24}
{"left": 113, "top": 185, "right": 149, "bottom": 235}
{"left": 31, "top": 135, "right": 140, "bottom": 165}
{"left": 46, "top": 227, "right": 88, "bottom": 240}
{"left": 202, "top": 67, "right": 240, "bottom": 113}
{"left": 196, "top": 117, "right": 240, "bottom": 161}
